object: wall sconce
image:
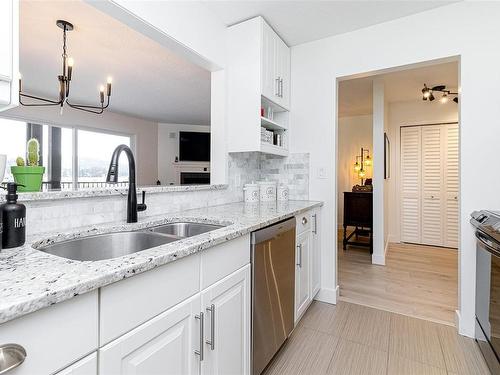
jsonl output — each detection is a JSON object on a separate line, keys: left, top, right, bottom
{"left": 353, "top": 147, "right": 371, "bottom": 184}
{"left": 421, "top": 84, "right": 458, "bottom": 104}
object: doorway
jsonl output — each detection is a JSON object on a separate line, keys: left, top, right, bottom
{"left": 336, "top": 60, "right": 459, "bottom": 325}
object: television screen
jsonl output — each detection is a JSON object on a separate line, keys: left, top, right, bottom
{"left": 179, "top": 131, "right": 210, "bottom": 162}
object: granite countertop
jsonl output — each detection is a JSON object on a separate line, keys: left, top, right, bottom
{"left": 0, "top": 200, "right": 322, "bottom": 324}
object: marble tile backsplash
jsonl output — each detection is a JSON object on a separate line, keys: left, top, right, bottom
{"left": 21, "top": 152, "right": 309, "bottom": 236}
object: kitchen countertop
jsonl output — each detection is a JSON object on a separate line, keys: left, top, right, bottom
{"left": 0, "top": 200, "right": 322, "bottom": 324}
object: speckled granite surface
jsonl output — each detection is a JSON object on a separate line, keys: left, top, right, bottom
{"left": 0, "top": 200, "right": 322, "bottom": 324}
{"left": 0, "top": 183, "right": 228, "bottom": 203}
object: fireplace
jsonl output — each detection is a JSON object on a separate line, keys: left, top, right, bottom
{"left": 180, "top": 172, "right": 210, "bottom": 185}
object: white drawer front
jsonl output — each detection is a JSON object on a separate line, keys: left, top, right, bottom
{"left": 296, "top": 212, "right": 311, "bottom": 234}
{"left": 55, "top": 352, "right": 97, "bottom": 375}
{"left": 0, "top": 291, "right": 98, "bottom": 375}
{"left": 100, "top": 254, "right": 200, "bottom": 344}
{"left": 201, "top": 235, "right": 250, "bottom": 289}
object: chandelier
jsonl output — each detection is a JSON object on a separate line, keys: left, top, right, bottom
{"left": 19, "top": 20, "right": 112, "bottom": 114}
{"left": 353, "top": 147, "right": 372, "bottom": 184}
{"left": 421, "top": 84, "right": 458, "bottom": 104}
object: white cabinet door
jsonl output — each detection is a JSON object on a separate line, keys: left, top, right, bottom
{"left": 99, "top": 294, "right": 202, "bottom": 375}
{"left": 444, "top": 124, "right": 459, "bottom": 248}
{"left": 55, "top": 353, "right": 97, "bottom": 375}
{"left": 276, "top": 37, "right": 290, "bottom": 109}
{"left": 400, "top": 126, "right": 422, "bottom": 244}
{"left": 311, "top": 209, "right": 321, "bottom": 298}
{"left": 421, "top": 125, "right": 444, "bottom": 246}
{"left": 0, "top": 0, "right": 18, "bottom": 109}
{"left": 201, "top": 265, "right": 251, "bottom": 375}
{"left": 261, "top": 21, "right": 277, "bottom": 102}
{"left": 295, "top": 231, "right": 311, "bottom": 322}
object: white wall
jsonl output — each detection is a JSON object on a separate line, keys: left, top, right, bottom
{"left": 387, "top": 99, "right": 459, "bottom": 243}
{"left": 3, "top": 105, "right": 159, "bottom": 185}
{"left": 157, "top": 123, "right": 210, "bottom": 185}
{"left": 337, "top": 115, "right": 372, "bottom": 226}
{"left": 372, "top": 79, "right": 385, "bottom": 265}
{"left": 290, "top": 2, "right": 500, "bottom": 336}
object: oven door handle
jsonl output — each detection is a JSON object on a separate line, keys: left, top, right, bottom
{"left": 476, "top": 231, "right": 500, "bottom": 257}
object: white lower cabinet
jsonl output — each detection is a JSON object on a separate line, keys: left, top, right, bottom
{"left": 55, "top": 353, "right": 97, "bottom": 375}
{"left": 99, "top": 264, "right": 251, "bottom": 375}
{"left": 295, "top": 230, "right": 311, "bottom": 322}
{"left": 201, "top": 265, "right": 251, "bottom": 375}
{"left": 99, "top": 293, "right": 201, "bottom": 375}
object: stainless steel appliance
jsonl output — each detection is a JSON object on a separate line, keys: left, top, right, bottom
{"left": 471, "top": 210, "right": 500, "bottom": 374}
{"left": 251, "top": 218, "right": 296, "bottom": 375}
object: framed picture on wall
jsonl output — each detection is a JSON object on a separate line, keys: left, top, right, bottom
{"left": 384, "top": 133, "right": 390, "bottom": 179}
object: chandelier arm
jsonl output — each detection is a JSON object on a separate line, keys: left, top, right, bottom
{"left": 19, "top": 92, "right": 62, "bottom": 106}
{"left": 65, "top": 96, "right": 110, "bottom": 110}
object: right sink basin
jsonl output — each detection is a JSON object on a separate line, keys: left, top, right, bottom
{"left": 149, "top": 222, "right": 225, "bottom": 238}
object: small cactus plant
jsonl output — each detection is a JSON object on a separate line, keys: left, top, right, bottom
{"left": 26, "top": 138, "right": 40, "bottom": 167}
{"left": 15, "top": 157, "right": 25, "bottom": 167}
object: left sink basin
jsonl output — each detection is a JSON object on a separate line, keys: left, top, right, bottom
{"left": 37, "top": 231, "right": 179, "bottom": 261}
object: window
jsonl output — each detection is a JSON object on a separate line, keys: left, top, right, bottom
{"left": 0, "top": 117, "right": 132, "bottom": 190}
{"left": 77, "top": 129, "right": 130, "bottom": 185}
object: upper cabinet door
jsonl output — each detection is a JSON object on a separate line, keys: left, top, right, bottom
{"left": 0, "top": 0, "right": 19, "bottom": 109}
{"left": 261, "top": 21, "right": 277, "bottom": 102}
{"left": 99, "top": 294, "right": 201, "bottom": 375}
{"left": 276, "top": 38, "right": 291, "bottom": 109}
{"left": 201, "top": 265, "right": 251, "bottom": 375}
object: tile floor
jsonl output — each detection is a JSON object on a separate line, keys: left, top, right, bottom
{"left": 264, "top": 301, "right": 490, "bottom": 375}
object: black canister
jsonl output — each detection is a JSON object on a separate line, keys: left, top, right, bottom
{"left": 0, "top": 183, "right": 26, "bottom": 249}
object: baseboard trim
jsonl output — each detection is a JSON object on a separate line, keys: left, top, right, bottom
{"left": 457, "top": 309, "right": 475, "bottom": 338}
{"left": 315, "top": 286, "right": 338, "bottom": 304}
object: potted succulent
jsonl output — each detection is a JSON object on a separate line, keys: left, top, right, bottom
{"left": 11, "top": 138, "right": 45, "bottom": 192}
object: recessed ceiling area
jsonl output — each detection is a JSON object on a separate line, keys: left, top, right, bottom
{"left": 201, "top": 1, "right": 457, "bottom": 46}
{"left": 19, "top": 0, "right": 211, "bottom": 125}
{"left": 338, "top": 61, "right": 459, "bottom": 117}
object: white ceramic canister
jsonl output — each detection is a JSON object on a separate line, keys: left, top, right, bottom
{"left": 277, "top": 184, "right": 289, "bottom": 201}
{"left": 258, "top": 181, "right": 277, "bottom": 202}
{"left": 243, "top": 183, "right": 260, "bottom": 203}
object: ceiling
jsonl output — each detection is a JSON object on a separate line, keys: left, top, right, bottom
{"left": 338, "top": 61, "right": 459, "bottom": 117}
{"left": 201, "top": 1, "right": 456, "bottom": 46}
{"left": 19, "top": 1, "right": 211, "bottom": 125}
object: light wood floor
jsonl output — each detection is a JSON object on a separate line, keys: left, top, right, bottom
{"left": 264, "top": 301, "right": 490, "bottom": 375}
{"left": 339, "top": 239, "right": 458, "bottom": 325}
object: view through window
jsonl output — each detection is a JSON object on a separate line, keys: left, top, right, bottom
{"left": 0, "top": 117, "right": 132, "bottom": 190}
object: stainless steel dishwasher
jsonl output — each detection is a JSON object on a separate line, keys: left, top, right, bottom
{"left": 251, "top": 217, "right": 296, "bottom": 375}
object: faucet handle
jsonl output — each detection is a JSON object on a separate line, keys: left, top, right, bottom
{"left": 138, "top": 190, "right": 147, "bottom": 212}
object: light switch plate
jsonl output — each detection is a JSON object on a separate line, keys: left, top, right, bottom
{"left": 317, "top": 167, "right": 327, "bottom": 179}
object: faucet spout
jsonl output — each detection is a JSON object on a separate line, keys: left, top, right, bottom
{"left": 106, "top": 145, "right": 146, "bottom": 223}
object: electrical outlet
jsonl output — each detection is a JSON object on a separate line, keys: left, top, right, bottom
{"left": 317, "top": 167, "right": 327, "bottom": 179}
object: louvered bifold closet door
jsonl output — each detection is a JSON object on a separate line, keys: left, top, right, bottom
{"left": 400, "top": 127, "right": 422, "bottom": 243}
{"left": 421, "top": 125, "right": 444, "bottom": 246}
{"left": 444, "top": 124, "right": 459, "bottom": 248}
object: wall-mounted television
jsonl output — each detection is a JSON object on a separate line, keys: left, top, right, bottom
{"left": 179, "top": 131, "right": 210, "bottom": 162}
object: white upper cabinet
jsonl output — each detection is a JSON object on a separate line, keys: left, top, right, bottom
{"left": 0, "top": 0, "right": 19, "bottom": 110}
{"left": 261, "top": 21, "right": 290, "bottom": 109}
{"left": 227, "top": 17, "right": 290, "bottom": 157}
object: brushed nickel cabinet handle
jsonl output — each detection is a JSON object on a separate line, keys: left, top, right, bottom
{"left": 297, "top": 244, "right": 302, "bottom": 267}
{"left": 312, "top": 214, "right": 317, "bottom": 234}
{"left": 195, "top": 312, "right": 204, "bottom": 361}
{"left": 0, "top": 344, "right": 27, "bottom": 374}
{"left": 280, "top": 78, "right": 284, "bottom": 98}
{"left": 275, "top": 77, "right": 280, "bottom": 96}
{"left": 206, "top": 304, "right": 215, "bottom": 351}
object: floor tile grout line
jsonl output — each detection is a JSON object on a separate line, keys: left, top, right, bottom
{"left": 435, "top": 323, "right": 452, "bottom": 373}
{"left": 386, "top": 313, "right": 393, "bottom": 375}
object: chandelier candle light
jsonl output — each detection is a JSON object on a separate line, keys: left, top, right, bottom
{"left": 421, "top": 83, "right": 458, "bottom": 104}
{"left": 18, "top": 20, "right": 112, "bottom": 115}
{"left": 353, "top": 147, "right": 371, "bottom": 185}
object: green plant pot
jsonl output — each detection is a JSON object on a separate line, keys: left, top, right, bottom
{"left": 11, "top": 166, "right": 45, "bottom": 192}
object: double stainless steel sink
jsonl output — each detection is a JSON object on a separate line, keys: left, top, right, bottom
{"left": 37, "top": 222, "right": 224, "bottom": 261}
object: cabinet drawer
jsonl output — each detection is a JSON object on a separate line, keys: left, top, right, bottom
{"left": 0, "top": 291, "right": 98, "bottom": 375}
{"left": 100, "top": 254, "right": 200, "bottom": 344}
{"left": 296, "top": 212, "right": 311, "bottom": 234}
{"left": 201, "top": 235, "right": 250, "bottom": 289}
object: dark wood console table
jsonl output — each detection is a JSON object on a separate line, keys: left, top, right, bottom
{"left": 343, "top": 191, "right": 373, "bottom": 253}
